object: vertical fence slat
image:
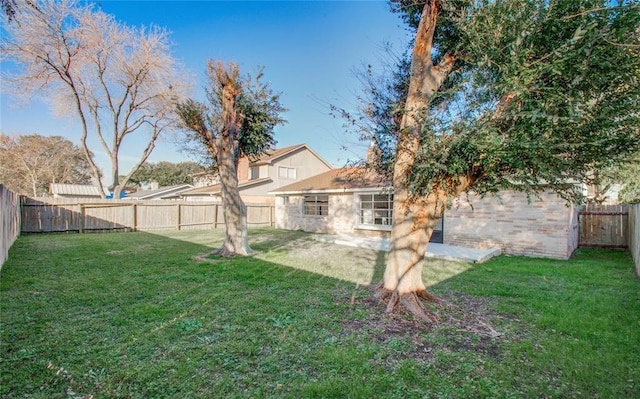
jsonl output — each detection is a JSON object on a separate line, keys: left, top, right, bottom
{"left": 0, "top": 185, "right": 21, "bottom": 269}
{"left": 629, "top": 204, "right": 640, "bottom": 277}
{"left": 16, "top": 198, "right": 273, "bottom": 234}
{"left": 579, "top": 204, "right": 629, "bottom": 248}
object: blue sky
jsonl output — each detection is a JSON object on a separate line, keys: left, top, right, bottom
{"left": 0, "top": 0, "right": 411, "bottom": 181}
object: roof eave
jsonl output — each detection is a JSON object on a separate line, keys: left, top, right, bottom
{"left": 269, "top": 186, "right": 391, "bottom": 196}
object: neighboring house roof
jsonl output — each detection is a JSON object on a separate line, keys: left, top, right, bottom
{"left": 179, "top": 177, "right": 273, "bottom": 197}
{"left": 248, "top": 144, "right": 334, "bottom": 169}
{"left": 270, "top": 168, "right": 388, "bottom": 195}
{"left": 190, "top": 170, "right": 218, "bottom": 178}
{"left": 127, "top": 184, "right": 193, "bottom": 200}
{"left": 49, "top": 183, "right": 106, "bottom": 197}
{"left": 187, "top": 144, "right": 333, "bottom": 182}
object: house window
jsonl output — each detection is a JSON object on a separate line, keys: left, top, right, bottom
{"left": 304, "top": 195, "right": 328, "bottom": 216}
{"left": 278, "top": 166, "right": 296, "bottom": 179}
{"left": 250, "top": 166, "right": 260, "bottom": 180}
{"left": 359, "top": 194, "right": 393, "bottom": 227}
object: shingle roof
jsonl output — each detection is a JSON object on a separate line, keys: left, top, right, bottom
{"left": 270, "top": 168, "right": 388, "bottom": 194}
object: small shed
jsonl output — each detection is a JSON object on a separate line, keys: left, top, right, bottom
{"left": 49, "top": 183, "right": 106, "bottom": 199}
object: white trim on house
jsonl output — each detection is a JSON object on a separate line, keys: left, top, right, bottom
{"left": 303, "top": 194, "right": 329, "bottom": 217}
{"left": 353, "top": 192, "right": 394, "bottom": 231}
{"left": 270, "top": 186, "right": 393, "bottom": 196}
{"left": 278, "top": 166, "right": 297, "bottom": 180}
{"left": 253, "top": 144, "right": 334, "bottom": 171}
{"left": 128, "top": 184, "right": 193, "bottom": 200}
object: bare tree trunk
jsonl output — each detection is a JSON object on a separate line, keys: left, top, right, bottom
{"left": 216, "top": 138, "right": 251, "bottom": 256}
{"left": 379, "top": 190, "right": 446, "bottom": 320}
{"left": 212, "top": 63, "right": 252, "bottom": 256}
{"left": 378, "top": 0, "right": 457, "bottom": 321}
{"left": 110, "top": 153, "right": 120, "bottom": 198}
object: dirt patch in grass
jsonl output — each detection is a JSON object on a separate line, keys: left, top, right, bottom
{"left": 341, "top": 288, "right": 526, "bottom": 366}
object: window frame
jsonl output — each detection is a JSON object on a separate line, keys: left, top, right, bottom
{"left": 303, "top": 194, "right": 328, "bottom": 217}
{"left": 356, "top": 192, "right": 394, "bottom": 230}
{"left": 278, "top": 166, "right": 296, "bottom": 180}
{"left": 250, "top": 166, "right": 260, "bottom": 180}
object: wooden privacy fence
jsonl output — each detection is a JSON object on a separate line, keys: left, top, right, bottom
{"left": 20, "top": 198, "right": 275, "bottom": 233}
{"left": 578, "top": 204, "right": 629, "bottom": 248}
{"left": 1, "top": 185, "right": 21, "bottom": 268}
{"left": 629, "top": 203, "right": 640, "bottom": 277}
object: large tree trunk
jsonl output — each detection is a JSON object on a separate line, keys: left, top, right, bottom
{"left": 378, "top": 0, "right": 457, "bottom": 321}
{"left": 216, "top": 137, "right": 251, "bottom": 256}
{"left": 213, "top": 64, "right": 252, "bottom": 257}
{"left": 380, "top": 191, "right": 447, "bottom": 322}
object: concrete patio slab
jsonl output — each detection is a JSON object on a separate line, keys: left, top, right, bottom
{"left": 313, "top": 234, "right": 501, "bottom": 263}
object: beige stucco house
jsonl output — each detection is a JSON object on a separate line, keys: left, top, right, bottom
{"left": 177, "top": 144, "right": 333, "bottom": 204}
{"left": 270, "top": 168, "right": 580, "bottom": 260}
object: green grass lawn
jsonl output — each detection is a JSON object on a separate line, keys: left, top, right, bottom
{"left": 1, "top": 228, "right": 638, "bottom": 398}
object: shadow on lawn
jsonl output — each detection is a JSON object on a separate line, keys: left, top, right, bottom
{"left": 4, "top": 230, "right": 402, "bottom": 398}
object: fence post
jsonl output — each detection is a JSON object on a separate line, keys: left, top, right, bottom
{"left": 78, "top": 204, "right": 85, "bottom": 233}
{"left": 175, "top": 203, "right": 181, "bottom": 231}
{"left": 213, "top": 204, "right": 218, "bottom": 229}
{"left": 269, "top": 205, "right": 274, "bottom": 227}
{"left": 131, "top": 203, "right": 137, "bottom": 232}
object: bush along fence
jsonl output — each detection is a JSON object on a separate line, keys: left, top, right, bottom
{"left": 20, "top": 197, "right": 275, "bottom": 234}
{"left": 629, "top": 203, "right": 640, "bottom": 277}
{"left": 0, "top": 185, "right": 21, "bottom": 269}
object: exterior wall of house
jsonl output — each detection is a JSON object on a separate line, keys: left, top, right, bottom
{"left": 276, "top": 195, "right": 328, "bottom": 233}
{"left": 275, "top": 193, "right": 393, "bottom": 238}
{"left": 445, "top": 191, "right": 578, "bottom": 259}
{"left": 183, "top": 195, "right": 222, "bottom": 203}
{"left": 276, "top": 194, "right": 352, "bottom": 234}
{"left": 276, "top": 190, "right": 578, "bottom": 260}
{"left": 238, "top": 157, "right": 250, "bottom": 181}
{"left": 242, "top": 195, "right": 275, "bottom": 205}
{"left": 267, "top": 148, "right": 332, "bottom": 188}
{"left": 239, "top": 149, "right": 332, "bottom": 201}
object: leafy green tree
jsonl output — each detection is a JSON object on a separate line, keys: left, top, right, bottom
{"left": 597, "top": 152, "right": 640, "bottom": 204}
{"left": 177, "top": 61, "right": 286, "bottom": 256}
{"left": 128, "top": 161, "right": 205, "bottom": 188}
{"left": 615, "top": 153, "right": 640, "bottom": 204}
{"left": 346, "top": 0, "right": 639, "bottom": 320}
{"left": 0, "top": 134, "right": 94, "bottom": 196}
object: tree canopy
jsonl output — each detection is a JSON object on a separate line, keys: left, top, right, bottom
{"left": 128, "top": 161, "right": 206, "bottom": 188}
{"left": 0, "top": 134, "right": 94, "bottom": 196}
{"left": 345, "top": 0, "right": 640, "bottom": 320}
{"left": 1, "top": 0, "right": 190, "bottom": 198}
{"left": 360, "top": 0, "right": 640, "bottom": 201}
{"left": 177, "top": 61, "right": 286, "bottom": 256}
{"left": 178, "top": 62, "right": 286, "bottom": 162}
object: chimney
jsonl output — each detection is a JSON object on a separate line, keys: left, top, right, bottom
{"left": 366, "top": 140, "right": 381, "bottom": 165}
{"left": 237, "top": 156, "right": 249, "bottom": 181}
{"left": 149, "top": 181, "right": 159, "bottom": 190}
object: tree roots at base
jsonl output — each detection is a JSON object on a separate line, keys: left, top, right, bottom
{"left": 211, "top": 246, "right": 253, "bottom": 257}
{"left": 375, "top": 284, "right": 442, "bottom": 323}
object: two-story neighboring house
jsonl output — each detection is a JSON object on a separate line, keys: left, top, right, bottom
{"left": 177, "top": 144, "right": 333, "bottom": 204}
